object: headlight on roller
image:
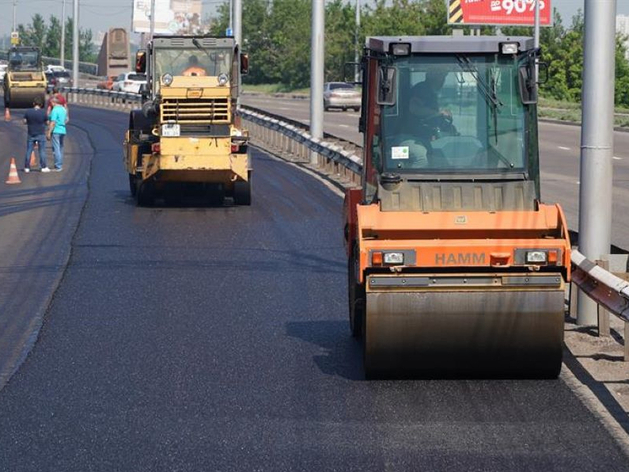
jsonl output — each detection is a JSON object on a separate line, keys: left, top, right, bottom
{"left": 526, "top": 251, "right": 547, "bottom": 264}
{"left": 384, "top": 252, "right": 404, "bottom": 265}
{"left": 217, "top": 73, "right": 229, "bottom": 86}
{"left": 162, "top": 73, "right": 173, "bottom": 86}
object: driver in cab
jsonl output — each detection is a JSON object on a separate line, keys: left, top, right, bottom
{"left": 388, "top": 70, "right": 454, "bottom": 169}
{"left": 182, "top": 55, "right": 206, "bottom": 77}
{"left": 408, "top": 70, "right": 454, "bottom": 135}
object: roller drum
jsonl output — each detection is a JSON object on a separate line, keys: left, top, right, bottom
{"left": 364, "top": 285, "right": 565, "bottom": 379}
{"left": 5, "top": 88, "right": 46, "bottom": 109}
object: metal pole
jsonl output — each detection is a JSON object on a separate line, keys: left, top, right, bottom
{"left": 310, "top": 0, "right": 324, "bottom": 165}
{"left": 12, "top": 1, "right": 17, "bottom": 31}
{"left": 233, "top": 0, "right": 242, "bottom": 46}
{"left": 534, "top": 0, "right": 540, "bottom": 84}
{"left": 229, "top": 0, "right": 233, "bottom": 33}
{"left": 61, "top": 0, "right": 66, "bottom": 67}
{"left": 577, "top": 0, "right": 617, "bottom": 325}
{"left": 354, "top": 0, "right": 360, "bottom": 83}
{"left": 72, "top": 0, "right": 79, "bottom": 88}
{"left": 149, "top": 0, "right": 156, "bottom": 41}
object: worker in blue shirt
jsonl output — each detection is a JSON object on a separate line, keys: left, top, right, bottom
{"left": 46, "top": 96, "right": 68, "bottom": 172}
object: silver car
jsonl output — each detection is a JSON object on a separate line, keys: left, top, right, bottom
{"left": 323, "top": 82, "right": 361, "bottom": 112}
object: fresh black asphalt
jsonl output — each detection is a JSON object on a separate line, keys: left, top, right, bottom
{"left": 0, "top": 106, "right": 627, "bottom": 471}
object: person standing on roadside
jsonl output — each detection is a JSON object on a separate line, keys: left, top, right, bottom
{"left": 23, "top": 96, "right": 50, "bottom": 173}
{"left": 46, "top": 96, "right": 68, "bottom": 172}
{"left": 46, "top": 86, "right": 69, "bottom": 117}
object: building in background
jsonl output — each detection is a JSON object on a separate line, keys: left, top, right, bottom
{"left": 132, "top": 0, "right": 204, "bottom": 35}
{"left": 617, "top": 15, "right": 629, "bottom": 60}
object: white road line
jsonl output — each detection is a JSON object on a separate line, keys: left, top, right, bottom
{"left": 613, "top": 156, "right": 622, "bottom": 160}
{"left": 338, "top": 124, "right": 351, "bottom": 128}
{"left": 558, "top": 146, "right": 571, "bottom": 151}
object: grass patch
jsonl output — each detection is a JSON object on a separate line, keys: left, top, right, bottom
{"left": 243, "top": 83, "right": 309, "bottom": 95}
{"left": 539, "top": 107, "right": 629, "bottom": 128}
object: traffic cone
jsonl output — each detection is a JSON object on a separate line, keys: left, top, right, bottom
{"left": 5, "top": 158, "right": 21, "bottom": 184}
{"left": 30, "top": 143, "right": 38, "bottom": 168}
{"left": 4, "top": 108, "right": 10, "bottom": 122}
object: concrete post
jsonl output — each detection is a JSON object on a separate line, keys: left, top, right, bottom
{"left": 577, "top": 0, "right": 617, "bottom": 325}
{"left": 310, "top": 0, "right": 324, "bottom": 165}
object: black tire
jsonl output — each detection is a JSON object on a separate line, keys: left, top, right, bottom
{"left": 207, "top": 185, "right": 225, "bottom": 206}
{"left": 129, "top": 174, "right": 138, "bottom": 197}
{"left": 353, "top": 107, "right": 360, "bottom": 112}
{"left": 233, "top": 180, "right": 251, "bottom": 206}
{"left": 348, "top": 247, "right": 365, "bottom": 338}
{"left": 136, "top": 181, "right": 153, "bottom": 207}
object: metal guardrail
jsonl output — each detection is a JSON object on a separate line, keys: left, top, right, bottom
{"left": 61, "top": 87, "right": 629, "bottom": 352}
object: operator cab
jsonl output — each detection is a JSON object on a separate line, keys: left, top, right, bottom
{"left": 359, "top": 36, "right": 541, "bottom": 210}
{"left": 8, "top": 47, "right": 41, "bottom": 72}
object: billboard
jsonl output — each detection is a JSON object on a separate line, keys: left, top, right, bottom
{"left": 447, "top": 0, "right": 552, "bottom": 26}
{"left": 132, "top": 0, "right": 204, "bottom": 35}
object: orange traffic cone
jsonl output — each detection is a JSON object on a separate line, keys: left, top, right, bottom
{"left": 5, "top": 158, "right": 21, "bottom": 184}
{"left": 4, "top": 108, "right": 10, "bottom": 122}
{"left": 30, "top": 144, "right": 38, "bottom": 168}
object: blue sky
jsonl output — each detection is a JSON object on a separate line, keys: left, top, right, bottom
{"left": 0, "top": 0, "right": 627, "bottom": 38}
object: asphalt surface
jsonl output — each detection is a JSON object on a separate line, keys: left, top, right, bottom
{"left": 242, "top": 95, "right": 629, "bottom": 251}
{"left": 0, "top": 115, "right": 90, "bottom": 388}
{"left": 0, "top": 106, "right": 628, "bottom": 470}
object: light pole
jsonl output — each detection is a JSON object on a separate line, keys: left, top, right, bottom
{"left": 577, "top": 0, "right": 617, "bottom": 325}
{"left": 72, "top": 0, "right": 79, "bottom": 88}
{"left": 310, "top": 0, "right": 324, "bottom": 165}
{"left": 13, "top": 0, "right": 17, "bottom": 32}
{"left": 534, "top": 0, "right": 540, "bottom": 86}
{"left": 354, "top": 0, "right": 360, "bottom": 83}
{"left": 61, "top": 0, "right": 66, "bottom": 67}
{"left": 149, "top": 0, "right": 156, "bottom": 41}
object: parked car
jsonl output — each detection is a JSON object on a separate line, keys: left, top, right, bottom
{"left": 323, "top": 82, "right": 361, "bottom": 112}
{"left": 96, "top": 75, "right": 117, "bottom": 90}
{"left": 45, "top": 65, "right": 66, "bottom": 74}
{"left": 112, "top": 72, "right": 147, "bottom": 94}
{"left": 45, "top": 70, "right": 73, "bottom": 91}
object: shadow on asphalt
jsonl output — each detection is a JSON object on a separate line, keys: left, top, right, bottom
{"left": 285, "top": 320, "right": 364, "bottom": 381}
{"left": 562, "top": 346, "right": 629, "bottom": 435}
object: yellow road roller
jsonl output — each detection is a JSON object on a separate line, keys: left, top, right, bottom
{"left": 123, "top": 35, "right": 251, "bottom": 206}
{"left": 3, "top": 46, "right": 46, "bottom": 109}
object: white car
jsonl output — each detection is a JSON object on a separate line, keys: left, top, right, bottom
{"left": 112, "top": 72, "right": 147, "bottom": 94}
{"left": 45, "top": 65, "right": 66, "bottom": 73}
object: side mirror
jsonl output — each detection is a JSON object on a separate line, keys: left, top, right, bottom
{"left": 518, "top": 63, "right": 537, "bottom": 105}
{"left": 344, "top": 62, "right": 362, "bottom": 85}
{"left": 135, "top": 50, "right": 146, "bottom": 74}
{"left": 139, "top": 83, "right": 149, "bottom": 99}
{"left": 240, "top": 53, "right": 249, "bottom": 75}
{"left": 377, "top": 66, "right": 396, "bottom": 106}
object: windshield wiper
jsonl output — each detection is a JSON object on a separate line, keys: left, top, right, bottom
{"left": 489, "top": 145, "right": 514, "bottom": 169}
{"left": 456, "top": 55, "right": 504, "bottom": 144}
{"left": 455, "top": 55, "right": 503, "bottom": 109}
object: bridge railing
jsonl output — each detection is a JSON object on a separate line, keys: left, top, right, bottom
{"left": 59, "top": 86, "right": 629, "bottom": 351}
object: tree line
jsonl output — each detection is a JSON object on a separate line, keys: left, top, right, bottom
{"left": 11, "top": 2, "right": 629, "bottom": 107}
{"left": 209, "top": 0, "right": 629, "bottom": 107}
{"left": 12, "top": 14, "right": 95, "bottom": 63}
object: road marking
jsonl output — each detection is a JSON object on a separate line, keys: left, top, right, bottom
{"left": 558, "top": 146, "right": 571, "bottom": 151}
{"left": 339, "top": 124, "right": 351, "bottom": 128}
{"left": 613, "top": 156, "right": 622, "bottom": 160}
{"left": 278, "top": 107, "right": 292, "bottom": 111}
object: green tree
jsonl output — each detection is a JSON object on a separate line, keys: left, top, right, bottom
{"left": 44, "top": 16, "right": 61, "bottom": 58}
{"left": 325, "top": 0, "right": 355, "bottom": 82}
